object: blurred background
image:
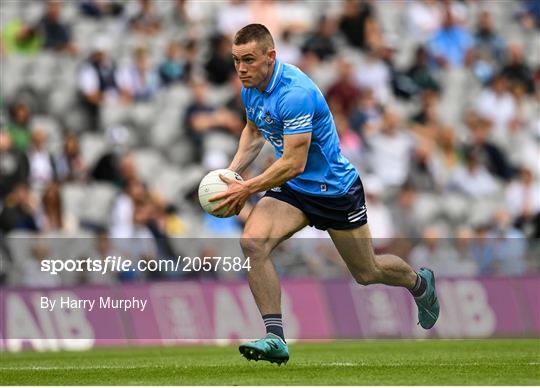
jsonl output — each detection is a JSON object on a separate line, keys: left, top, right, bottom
{"left": 0, "top": 0, "right": 539, "bottom": 289}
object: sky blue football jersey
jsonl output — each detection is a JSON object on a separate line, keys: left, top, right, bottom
{"left": 241, "top": 59, "right": 359, "bottom": 197}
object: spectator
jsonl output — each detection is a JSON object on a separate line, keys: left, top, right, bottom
{"left": 2, "top": 19, "right": 43, "bottom": 56}
{"left": 466, "top": 116, "right": 515, "bottom": 181}
{"left": 0, "top": 183, "right": 40, "bottom": 234}
{"left": 410, "top": 89, "right": 442, "bottom": 130}
{"left": 450, "top": 227, "right": 479, "bottom": 277}
{"left": 158, "top": 41, "right": 188, "bottom": 86}
{"left": 116, "top": 46, "right": 161, "bottom": 102}
{"left": 128, "top": 0, "right": 161, "bottom": 36}
{"left": 349, "top": 88, "right": 383, "bottom": 139}
{"left": 475, "top": 73, "right": 517, "bottom": 141}
{"left": 501, "top": 42, "right": 535, "bottom": 94}
{"left": 38, "top": 182, "right": 77, "bottom": 232}
{"left": 110, "top": 178, "right": 145, "bottom": 238}
{"left": 402, "top": 46, "right": 441, "bottom": 98}
{"left": 184, "top": 78, "right": 241, "bottom": 162}
{"left": 0, "top": 238, "right": 13, "bottom": 285}
{"left": 216, "top": 0, "right": 251, "bottom": 37}
{"left": 79, "top": 0, "right": 124, "bottom": 19}
{"left": 406, "top": 140, "right": 439, "bottom": 193}
{"left": 448, "top": 149, "right": 500, "bottom": 198}
{"left": 27, "top": 128, "right": 56, "bottom": 192}
{"left": 37, "top": 0, "right": 78, "bottom": 54}
{"left": 366, "top": 108, "right": 414, "bottom": 189}
{"left": 355, "top": 48, "right": 392, "bottom": 104}
{"left": 92, "top": 144, "right": 136, "bottom": 188}
{"left": 390, "top": 183, "right": 424, "bottom": 239}
{"left": 0, "top": 132, "right": 29, "bottom": 199}
{"left": 334, "top": 113, "right": 365, "bottom": 170}
{"left": 248, "top": 0, "right": 282, "bottom": 39}
{"left": 518, "top": 0, "right": 540, "bottom": 30}
{"left": 471, "top": 10, "right": 505, "bottom": 84}
{"left": 301, "top": 16, "right": 338, "bottom": 61}
{"left": 82, "top": 229, "right": 118, "bottom": 285}
{"left": 407, "top": 0, "right": 443, "bottom": 42}
{"left": 55, "top": 133, "right": 87, "bottom": 182}
{"left": 469, "top": 223, "right": 497, "bottom": 275}
{"left": 7, "top": 101, "right": 33, "bottom": 152}
{"left": 490, "top": 209, "right": 528, "bottom": 275}
{"left": 113, "top": 201, "right": 158, "bottom": 282}
{"left": 170, "top": 0, "right": 189, "bottom": 26}
{"left": 338, "top": 0, "right": 374, "bottom": 51}
{"left": 78, "top": 37, "right": 124, "bottom": 131}
{"left": 21, "top": 242, "right": 62, "bottom": 288}
{"left": 40, "top": 182, "right": 63, "bottom": 232}
{"left": 275, "top": 29, "right": 301, "bottom": 66}
{"left": 427, "top": 7, "right": 474, "bottom": 68}
{"left": 204, "top": 34, "right": 236, "bottom": 85}
{"left": 275, "top": 0, "right": 314, "bottom": 34}
{"left": 326, "top": 57, "right": 362, "bottom": 116}
{"left": 222, "top": 75, "right": 247, "bottom": 133}
{"left": 506, "top": 166, "right": 540, "bottom": 238}
{"left": 431, "top": 126, "right": 463, "bottom": 189}
{"left": 409, "top": 225, "right": 461, "bottom": 275}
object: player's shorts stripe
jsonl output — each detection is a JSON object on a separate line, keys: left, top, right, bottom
{"left": 347, "top": 209, "right": 364, "bottom": 217}
{"left": 347, "top": 209, "right": 366, "bottom": 220}
{"left": 349, "top": 215, "right": 366, "bottom": 222}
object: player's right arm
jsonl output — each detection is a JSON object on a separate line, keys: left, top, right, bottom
{"left": 228, "top": 119, "right": 265, "bottom": 175}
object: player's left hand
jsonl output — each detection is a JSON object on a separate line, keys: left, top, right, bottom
{"left": 208, "top": 174, "right": 251, "bottom": 217}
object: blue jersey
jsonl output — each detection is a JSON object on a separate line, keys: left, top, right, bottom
{"left": 241, "top": 59, "right": 358, "bottom": 197}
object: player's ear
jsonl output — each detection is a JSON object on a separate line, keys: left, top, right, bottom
{"left": 267, "top": 48, "right": 276, "bottom": 64}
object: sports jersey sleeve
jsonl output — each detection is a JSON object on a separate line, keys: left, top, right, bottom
{"left": 279, "top": 87, "right": 314, "bottom": 135}
{"left": 241, "top": 88, "right": 255, "bottom": 122}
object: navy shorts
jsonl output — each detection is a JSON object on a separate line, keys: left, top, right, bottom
{"left": 263, "top": 177, "right": 368, "bottom": 231}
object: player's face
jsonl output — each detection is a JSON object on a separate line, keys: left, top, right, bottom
{"left": 232, "top": 41, "right": 276, "bottom": 90}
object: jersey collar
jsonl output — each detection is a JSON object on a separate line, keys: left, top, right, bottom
{"left": 264, "top": 59, "right": 283, "bottom": 95}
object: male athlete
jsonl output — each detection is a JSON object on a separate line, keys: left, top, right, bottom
{"left": 210, "top": 24, "right": 439, "bottom": 365}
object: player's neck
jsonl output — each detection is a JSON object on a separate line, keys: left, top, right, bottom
{"left": 257, "top": 61, "right": 276, "bottom": 93}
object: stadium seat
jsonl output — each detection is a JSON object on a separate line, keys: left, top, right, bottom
{"left": 148, "top": 115, "right": 181, "bottom": 148}
{"left": 80, "top": 133, "right": 108, "bottom": 168}
{"left": 80, "top": 183, "right": 118, "bottom": 226}
{"left": 166, "top": 139, "right": 195, "bottom": 166}
{"left": 148, "top": 164, "right": 185, "bottom": 203}
{"left": 132, "top": 148, "right": 168, "bottom": 183}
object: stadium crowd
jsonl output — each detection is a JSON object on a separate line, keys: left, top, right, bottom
{"left": 0, "top": 0, "right": 539, "bottom": 287}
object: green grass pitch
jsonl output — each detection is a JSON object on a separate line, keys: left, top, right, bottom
{"left": 1, "top": 339, "right": 539, "bottom": 385}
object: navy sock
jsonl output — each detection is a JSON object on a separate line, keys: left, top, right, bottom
{"left": 409, "top": 273, "right": 427, "bottom": 297}
{"left": 262, "top": 314, "right": 285, "bottom": 342}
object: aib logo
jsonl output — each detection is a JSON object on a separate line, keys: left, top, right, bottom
{"left": 264, "top": 111, "right": 273, "bottom": 124}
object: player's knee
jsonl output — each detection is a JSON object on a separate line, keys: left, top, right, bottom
{"left": 239, "top": 233, "right": 271, "bottom": 259}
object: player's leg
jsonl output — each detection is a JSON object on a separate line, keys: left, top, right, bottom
{"left": 238, "top": 196, "right": 308, "bottom": 364}
{"left": 328, "top": 223, "right": 440, "bottom": 329}
{"left": 240, "top": 196, "right": 308, "bottom": 315}
{"left": 328, "top": 223, "right": 416, "bottom": 287}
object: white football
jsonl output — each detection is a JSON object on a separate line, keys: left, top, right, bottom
{"left": 198, "top": 169, "right": 243, "bottom": 217}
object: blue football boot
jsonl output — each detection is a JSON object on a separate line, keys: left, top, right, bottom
{"left": 239, "top": 333, "right": 289, "bottom": 365}
{"left": 414, "top": 268, "right": 440, "bottom": 329}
